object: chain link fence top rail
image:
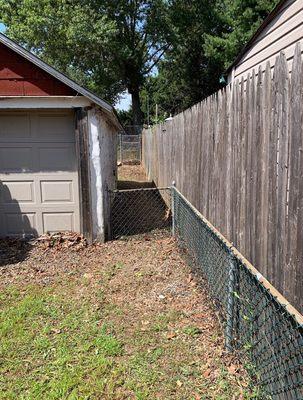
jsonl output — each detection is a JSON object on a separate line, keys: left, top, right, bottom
{"left": 172, "top": 187, "right": 303, "bottom": 400}
{"left": 109, "top": 187, "right": 171, "bottom": 239}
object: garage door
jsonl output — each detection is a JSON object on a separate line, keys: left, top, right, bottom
{"left": 0, "top": 110, "right": 80, "bottom": 237}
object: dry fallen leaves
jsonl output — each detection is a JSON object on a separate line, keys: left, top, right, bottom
{"left": 36, "top": 232, "right": 87, "bottom": 250}
{"left": 228, "top": 364, "right": 238, "bottom": 375}
{"left": 203, "top": 368, "right": 212, "bottom": 379}
{"left": 0, "top": 215, "right": 252, "bottom": 398}
{"left": 166, "top": 332, "right": 177, "bottom": 340}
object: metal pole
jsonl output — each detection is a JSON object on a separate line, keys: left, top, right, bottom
{"left": 106, "top": 184, "right": 113, "bottom": 241}
{"left": 139, "top": 133, "right": 142, "bottom": 164}
{"left": 171, "top": 181, "right": 176, "bottom": 236}
{"left": 225, "top": 252, "right": 237, "bottom": 352}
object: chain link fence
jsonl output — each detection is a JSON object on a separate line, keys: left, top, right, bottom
{"left": 118, "top": 134, "right": 142, "bottom": 164}
{"left": 109, "top": 185, "right": 303, "bottom": 398}
{"left": 109, "top": 187, "right": 171, "bottom": 239}
{"left": 172, "top": 187, "right": 303, "bottom": 400}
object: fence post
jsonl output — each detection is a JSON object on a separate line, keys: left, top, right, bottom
{"left": 225, "top": 252, "right": 238, "bottom": 352}
{"left": 106, "top": 185, "right": 113, "bottom": 241}
{"left": 139, "top": 134, "right": 142, "bottom": 164}
{"left": 171, "top": 181, "right": 176, "bottom": 236}
{"left": 119, "top": 134, "right": 123, "bottom": 164}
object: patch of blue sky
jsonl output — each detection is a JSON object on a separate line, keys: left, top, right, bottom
{"left": 115, "top": 91, "right": 131, "bottom": 111}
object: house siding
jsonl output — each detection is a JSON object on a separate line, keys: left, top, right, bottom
{"left": 228, "top": 0, "right": 303, "bottom": 82}
{"left": 0, "top": 43, "right": 76, "bottom": 96}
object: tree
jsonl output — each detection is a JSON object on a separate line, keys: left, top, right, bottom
{"left": 141, "top": 0, "right": 224, "bottom": 121}
{"left": 204, "top": 0, "right": 280, "bottom": 70}
{"left": 141, "top": 0, "right": 279, "bottom": 121}
{"left": 0, "top": 0, "right": 171, "bottom": 126}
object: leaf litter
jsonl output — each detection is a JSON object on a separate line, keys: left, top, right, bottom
{"left": 0, "top": 230, "right": 257, "bottom": 399}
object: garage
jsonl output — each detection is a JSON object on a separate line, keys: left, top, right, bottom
{"left": 0, "top": 33, "right": 122, "bottom": 241}
{"left": 0, "top": 110, "right": 80, "bottom": 237}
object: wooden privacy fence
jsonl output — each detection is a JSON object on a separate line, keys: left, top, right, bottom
{"left": 142, "top": 43, "right": 303, "bottom": 313}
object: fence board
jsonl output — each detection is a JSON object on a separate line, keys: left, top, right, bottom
{"left": 287, "top": 43, "right": 303, "bottom": 310}
{"left": 255, "top": 67, "right": 264, "bottom": 269}
{"left": 142, "top": 47, "right": 303, "bottom": 312}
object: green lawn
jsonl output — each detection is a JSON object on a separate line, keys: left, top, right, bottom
{"left": 1, "top": 285, "right": 125, "bottom": 399}
{"left": 0, "top": 236, "right": 259, "bottom": 399}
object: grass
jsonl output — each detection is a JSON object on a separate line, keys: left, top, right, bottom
{"left": 0, "top": 285, "right": 123, "bottom": 399}
{"left": 0, "top": 233, "right": 260, "bottom": 399}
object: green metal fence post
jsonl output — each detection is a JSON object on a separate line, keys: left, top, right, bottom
{"left": 225, "top": 252, "right": 237, "bottom": 352}
{"left": 171, "top": 182, "right": 176, "bottom": 236}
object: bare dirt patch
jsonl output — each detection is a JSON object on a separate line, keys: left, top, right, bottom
{"left": 0, "top": 232, "right": 256, "bottom": 399}
{"left": 118, "top": 164, "right": 154, "bottom": 189}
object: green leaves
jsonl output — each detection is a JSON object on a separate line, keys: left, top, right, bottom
{"left": 0, "top": 0, "right": 280, "bottom": 123}
{"left": 140, "top": 0, "right": 280, "bottom": 123}
{"left": 204, "top": 0, "right": 280, "bottom": 69}
{"left": 0, "top": 0, "right": 169, "bottom": 115}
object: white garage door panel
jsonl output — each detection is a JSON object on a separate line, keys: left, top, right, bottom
{"left": 0, "top": 115, "right": 31, "bottom": 139}
{"left": 37, "top": 114, "right": 74, "bottom": 140}
{"left": 43, "top": 212, "right": 75, "bottom": 233}
{"left": 5, "top": 213, "right": 37, "bottom": 236}
{"left": 0, "top": 147, "right": 33, "bottom": 172}
{"left": 1, "top": 181, "right": 34, "bottom": 203}
{"left": 39, "top": 146, "right": 76, "bottom": 171}
{"left": 0, "top": 111, "right": 80, "bottom": 237}
{"left": 41, "top": 181, "right": 74, "bottom": 203}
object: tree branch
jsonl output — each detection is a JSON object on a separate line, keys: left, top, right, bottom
{"left": 143, "top": 45, "right": 170, "bottom": 74}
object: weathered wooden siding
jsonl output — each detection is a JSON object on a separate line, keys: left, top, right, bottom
{"left": 228, "top": 0, "right": 303, "bottom": 82}
{"left": 0, "top": 43, "right": 76, "bottom": 96}
{"left": 142, "top": 45, "right": 303, "bottom": 312}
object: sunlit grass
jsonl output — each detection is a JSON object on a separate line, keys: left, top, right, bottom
{"left": 0, "top": 285, "right": 123, "bottom": 400}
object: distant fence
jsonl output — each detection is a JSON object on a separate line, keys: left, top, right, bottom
{"left": 123, "top": 125, "right": 143, "bottom": 136}
{"left": 142, "top": 43, "right": 303, "bottom": 312}
{"left": 118, "top": 134, "right": 141, "bottom": 164}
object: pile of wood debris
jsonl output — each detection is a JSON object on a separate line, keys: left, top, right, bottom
{"left": 35, "top": 232, "right": 87, "bottom": 250}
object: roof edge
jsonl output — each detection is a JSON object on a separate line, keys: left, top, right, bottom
{"left": 0, "top": 33, "right": 123, "bottom": 131}
{"left": 225, "top": 0, "right": 288, "bottom": 75}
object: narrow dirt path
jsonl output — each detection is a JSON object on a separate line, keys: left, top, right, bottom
{"left": 117, "top": 164, "right": 154, "bottom": 189}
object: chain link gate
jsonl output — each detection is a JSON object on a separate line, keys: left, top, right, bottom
{"left": 109, "top": 187, "right": 171, "bottom": 239}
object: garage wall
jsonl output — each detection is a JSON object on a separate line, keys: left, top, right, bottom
{"left": 88, "top": 107, "right": 117, "bottom": 241}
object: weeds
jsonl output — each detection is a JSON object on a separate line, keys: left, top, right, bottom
{"left": 0, "top": 234, "right": 257, "bottom": 399}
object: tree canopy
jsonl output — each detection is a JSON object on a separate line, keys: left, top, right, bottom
{"left": 204, "top": 0, "right": 280, "bottom": 70}
{"left": 0, "top": 0, "right": 171, "bottom": 125}
{"left": 0, "top": 0, "right": 279, "bottom": 125}
{"left": 141, "top": 0, "right": 279, "bottom": 123}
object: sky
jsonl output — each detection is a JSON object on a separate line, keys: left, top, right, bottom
{"left": 0, "top": 23, "right": 5, "bottom": 32}
{"left": 115, "top": 91, "right": 131, "bottom": 111}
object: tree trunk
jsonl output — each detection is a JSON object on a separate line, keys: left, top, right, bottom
{"left": 131, "top": 89, "right": 143, "bottom": 129}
